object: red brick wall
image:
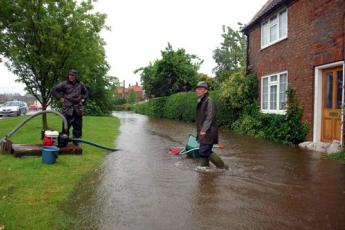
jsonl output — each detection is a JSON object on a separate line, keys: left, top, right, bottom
{"left": 311, "top": 0, "right": 345, "bottom": 66}
{"left": 135, "top": 91, "right": 144, "bottom": 102}
{"left": 246, "top": 0, "right": 345, "bottom": 140}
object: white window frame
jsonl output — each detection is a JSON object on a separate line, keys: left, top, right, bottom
{"left": 261, "top": 8, "right": 288, "bottom": 49}
{"left": 261, "top": 71, "right": 288, "bottom": 114}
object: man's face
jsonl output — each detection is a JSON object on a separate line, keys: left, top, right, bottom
{"left": 68, "top": 74, "right": 76, "bottom": 82}
{"left": 195, "top": 87, "right": 208, "bottom": 97}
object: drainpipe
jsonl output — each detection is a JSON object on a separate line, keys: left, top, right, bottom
{"left": 341, "top": 63, "right": 344, "bottom": 147}
{"left": 245, "top": 30, "right": 250, "bottom": 75}
{"left": 341, "top": 11, "right": 345, "bottom": 147}
{"left": 122, "top": 80, "right": 125, "bottom": 98}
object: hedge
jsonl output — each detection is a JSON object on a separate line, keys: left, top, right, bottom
{"left": 133, "top": 91, "right": 240, "bottom": 127}
{"left": 132, "top": 88, "right": 308, "bottom": 145}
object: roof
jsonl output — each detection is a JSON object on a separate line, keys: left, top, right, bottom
{"left": 242, "top": 0, "right": 290, "bottom": 33}
{"left": 117, "top": 87, "right": 127, "bottom": 94}
{"left": 116, "top": 85, "right": 143, "bottom": 94}
{"left": 130, "top": 85, "right": 143, "bottom": 92}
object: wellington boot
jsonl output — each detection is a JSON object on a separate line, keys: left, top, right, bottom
{"left": 209, "top": 153, "right": 229, "bottom": 170}
{"left": 200, "top": 158, "right": 210, "bottom": 167}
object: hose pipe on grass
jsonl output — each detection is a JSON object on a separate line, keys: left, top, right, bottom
{"left": 72, "top": 138, "right": 119, "bottom": 152}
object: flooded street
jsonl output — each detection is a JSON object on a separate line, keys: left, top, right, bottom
{"left": 71, "top": 112, "right": 345, "bottom": 230}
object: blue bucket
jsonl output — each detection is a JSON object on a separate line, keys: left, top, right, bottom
{"left": 40, "top": 146, "right": 59, "bottom": 164}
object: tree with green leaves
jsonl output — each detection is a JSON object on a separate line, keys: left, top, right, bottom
{"left": 135, "top": 43, "right": 202, "bottom": 98}
{"left": 213, "top": 25, "right": 246, "bottom": 83}
{"left": 126, "top": 90, "right": 137, "bottom": 104}
{"left": 0, "top": 0, "right": 110, "bottom": 128}
{"left": 105, "top": 75, "right": 120, "bottom": 98}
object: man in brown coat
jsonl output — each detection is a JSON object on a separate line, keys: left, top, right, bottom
{"left": 196, "top": 81, "right": 228, "bottom": 169}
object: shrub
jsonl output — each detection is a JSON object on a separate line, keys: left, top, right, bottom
{"left": 232, "top": 88, "right": 309, "bottom": 145}
{"left": 164, "top": 92, "right": 196, "bottom": 122}
{"left": 84, "top": 101, "right": 108, "bottom": 116}
{"left": 280, "top": 89, "right": 309, "bottom": 144}
{"left": 133, "top": 102, "right": 148, "bottom": 114}
{"left": 232, "top": 104, "right": 264, "bottom": 137}
{"left": 219, "top": 72, "right": 258, "bottom": 111}
{"left": 327, "top": 152, "right": 345, "bottom": 163}
{"left": 217, "top": 72, "right": 258, "bottom": 128}
{"left": 113, "top": 97, "right": 127, "bottom": 106}
{"left": 132, "top": 97, "right": 168, "bottom": 118}
{"left": 147, "top": 97, "right": 167, "bottom": 118}
{"left": 210, "top": 91, "right": 238, "bottom": 128}
{"left": 114, "top": 103, "right": 132, "bottom": 111}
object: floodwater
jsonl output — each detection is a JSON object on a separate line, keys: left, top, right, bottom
{"left": 67, "top": 112, "right": 345, "bottom": 230}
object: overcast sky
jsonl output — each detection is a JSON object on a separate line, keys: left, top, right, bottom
{"left": 0, "top": 0, "right": 267, "bottom": 95}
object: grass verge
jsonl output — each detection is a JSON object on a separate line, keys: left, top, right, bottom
{"left": 327, "top": 151, "right": 345, "bottom": 164}
{"left": 0, "top": 114, "right": 120, "bottom": 229}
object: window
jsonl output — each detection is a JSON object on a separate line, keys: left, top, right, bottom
{"left": 261, "top": 72, "right": 288, "bottom": 114}
{"left": 261, "top": 9, "right": 288, "bottom": 48}
{"left": 326, "top": 72, "right": 333, "bottom": 108}
{"left": 336, "top": 70, "right": 343, "bottom": 109}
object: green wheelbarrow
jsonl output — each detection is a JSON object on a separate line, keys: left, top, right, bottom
{"left": 168, "top": 134, "right": 224, "bottom": 158}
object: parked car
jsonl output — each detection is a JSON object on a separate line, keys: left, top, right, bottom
{"left": 0, "top": 101, "right": 28, "bottom": 117}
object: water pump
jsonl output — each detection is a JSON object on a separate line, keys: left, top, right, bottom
{"left": 0, "top": 110, "right": 118, "bottom": 155}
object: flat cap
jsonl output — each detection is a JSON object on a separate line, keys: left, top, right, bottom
{"left": 195, "top": 81, "right": 208, "bottom": 89}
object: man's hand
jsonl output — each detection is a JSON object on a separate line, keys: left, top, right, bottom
{"left": 60, "top": 97, "right": 64, "bottom": 103}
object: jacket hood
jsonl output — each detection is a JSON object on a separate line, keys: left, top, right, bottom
{"left": 66, "top": 69, "right": 80, "bottom": 82}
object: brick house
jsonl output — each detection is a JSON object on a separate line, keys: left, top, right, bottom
{"left": 117, "top": 82, "right": 145, "bottom": 102}
{"left": 243, "top": 0, "right": 345, "bottom": 144}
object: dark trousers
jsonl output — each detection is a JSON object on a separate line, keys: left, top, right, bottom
{"left": 199, "top": 143, "right": 213, "bottom": 158}
{"left": 63, "top": 113, "right": 83, "bottom": 139}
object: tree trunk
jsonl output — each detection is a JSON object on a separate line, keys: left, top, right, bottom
{"left": 41, "top": 100, "right": 48, "bottom": 130}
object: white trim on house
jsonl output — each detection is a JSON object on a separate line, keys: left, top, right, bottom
{"left": 313, "top": 61, "right": 345, "bottom": 143}
{"left": 260, "top": 71, "right": 288, "bottom": 114}
{"left": 261, "top": 8, "right": 288, "bottom": 49}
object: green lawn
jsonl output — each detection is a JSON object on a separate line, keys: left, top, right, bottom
{"left": 0, "top": 114, "right": 120, "bottom": 229}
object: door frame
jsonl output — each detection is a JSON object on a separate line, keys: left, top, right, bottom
{"left": 314, "top": 61, "right": 345, "bottom": 144}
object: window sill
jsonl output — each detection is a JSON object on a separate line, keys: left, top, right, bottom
{"left": 261, "top": 37, "right": 288, "bottom": 51}
{"left": 260, "top": 109, "right": 287, "bottom": 115}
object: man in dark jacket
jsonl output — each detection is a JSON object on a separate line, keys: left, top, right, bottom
{"left": 196, "top": 81, "right": 228, "bottom": 169}
{"left": 52, "top": 69, "right": 88, "bottom": 144}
